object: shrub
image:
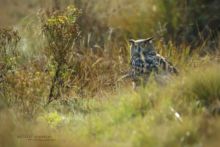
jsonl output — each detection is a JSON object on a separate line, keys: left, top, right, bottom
{"left": 0, "top": 28, "right": 20, "bottom": 103}
{"left": 0, "top": 28, "right": 20, "bottom": 80}
{"left": 42, "top": 5, "right": 80, "bottom": 104}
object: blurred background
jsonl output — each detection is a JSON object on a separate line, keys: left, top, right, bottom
{"left": 1, "top": 0, "right": 220, "bottom": 47}
{"left": 1, "top": 1, "right": 220, "bottom": 147}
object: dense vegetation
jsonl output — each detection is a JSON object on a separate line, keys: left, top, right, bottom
{"left": 0, "top": 0, "right": 220, "bottom": 147}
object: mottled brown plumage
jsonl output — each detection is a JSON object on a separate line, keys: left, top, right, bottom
{"left": 129, "top": 38, "right": 178, "bottom": 88}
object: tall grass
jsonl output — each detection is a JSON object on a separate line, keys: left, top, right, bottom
{"left": 1, "top": 65, "right": 220, "bottom": 147}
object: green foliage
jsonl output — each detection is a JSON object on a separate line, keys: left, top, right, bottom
{"left": 0, "top": 28, "right": 20, "bottom": 104}
{"left": 181, "top": 66, "right": 220, "bottom": 112}
{"left": 43, "top": 5, "right": 80, "bottom": 64}
{"left": 15, "top": 65, "right": 217, "bottom": 147}
{"left": 0, "top": 28, "right": 20, "bottom": 79}
{"left": 38, "top": 111, "right": 63, "bottom": 128}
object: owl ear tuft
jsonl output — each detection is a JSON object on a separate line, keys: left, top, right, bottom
{"left": 144, "top": 37, "right": 153, "bottom": 44}
{"left": 129, "top": 39, "right": 135, "bottom": 45}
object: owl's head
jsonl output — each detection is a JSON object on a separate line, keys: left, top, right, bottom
{"left": 129, "top": 37, "right": 154, "bottom": 57}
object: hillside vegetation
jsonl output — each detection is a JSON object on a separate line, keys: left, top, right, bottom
{"left": 0, "top": 0, "right": 220, "bottom": 147}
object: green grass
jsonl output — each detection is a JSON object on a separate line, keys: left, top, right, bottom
{"left": 1, "top": 64, "right": 220, "bottom": 147}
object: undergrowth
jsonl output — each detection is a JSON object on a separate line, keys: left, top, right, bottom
{"left": 0, "top": 2, "right": 220, "bottom": 147}
{"left": 1, "top": 65, "right": 220, "bottom": 147}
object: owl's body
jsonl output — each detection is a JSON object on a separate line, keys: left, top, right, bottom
{"left": 129, "top": 38, "right": 178, "bottom": 88}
